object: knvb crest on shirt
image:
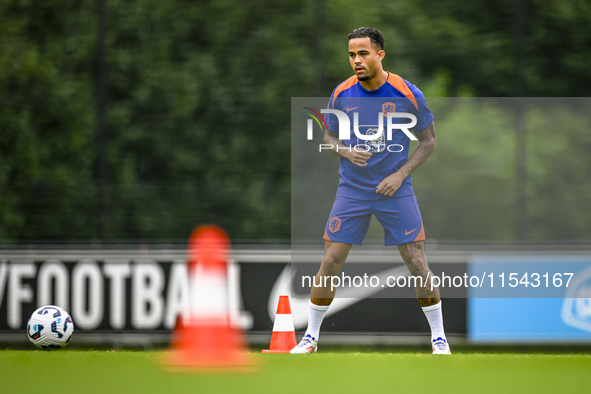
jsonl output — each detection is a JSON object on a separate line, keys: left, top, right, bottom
{"left": 382, "top": 102, "right": 396, "bottom": 116}
{"left": 356, "top": 102, "right": 396, "bottom": 153}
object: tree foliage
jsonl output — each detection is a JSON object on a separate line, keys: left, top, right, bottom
{"left": 1, "top": 0, "right": 590, "bottom": 243}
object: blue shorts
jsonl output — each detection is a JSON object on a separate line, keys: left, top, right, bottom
{"left": 323, "top": 195, "right": 425, "bottom": 246}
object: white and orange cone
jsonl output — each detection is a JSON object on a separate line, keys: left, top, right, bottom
{"left": 165, "top": 225, "right": 252, "bottom": 369}
{"left": 262, "top": 295, "right": 297, "bottom": 353}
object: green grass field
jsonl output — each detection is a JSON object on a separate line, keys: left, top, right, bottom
{"left": 2, "top": 349, "right": 590, "bottom": 393}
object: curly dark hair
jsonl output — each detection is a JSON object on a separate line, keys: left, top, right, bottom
{"left": 348, "top": 27, "right": 385, "bottom": 50}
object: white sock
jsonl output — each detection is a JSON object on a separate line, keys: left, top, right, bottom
{"left": 304, "top": 301, "right": 330, "bottom": 341}
{"left": 421, "top": 301, "right": 447, "bottom": 342}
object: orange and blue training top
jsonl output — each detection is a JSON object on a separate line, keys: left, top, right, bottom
{"left": 324, "top": 72, "right": 434, "bottom": 200}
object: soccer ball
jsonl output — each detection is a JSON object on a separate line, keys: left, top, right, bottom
{"left": 27, "top": 305, "right": 74, "bottom": 350}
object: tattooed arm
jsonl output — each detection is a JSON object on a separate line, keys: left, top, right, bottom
{"left": 375, "top": 121, "right": 437, "bottom": 196}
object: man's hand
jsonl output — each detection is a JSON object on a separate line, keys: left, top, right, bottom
{"left": 375, "top": 121, "right": 437, "bottom": 197}
{"left": 343, "top": 149, "right": 372, "bottom": 167}
{"left": 375, "top": 172, "right": 404, "bottom": 197}
{"left": 324, "top": 129, "right": 372, "bottom": 167}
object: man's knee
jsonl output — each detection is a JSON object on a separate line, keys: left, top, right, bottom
{"left": 320, "top": 254, "right": 346, "bottom": 274}
{"left": 320, "top": 241, "right": 351, "bottom": 274}
{"left": 398, "top": 241, "right": 429, "bottom": 275}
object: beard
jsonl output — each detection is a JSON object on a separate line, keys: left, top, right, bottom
{"left": 357, "top": 75, "right": 369, "bottom": 81}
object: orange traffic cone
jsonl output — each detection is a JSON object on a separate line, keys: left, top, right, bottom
{"left": 262, "top": 295, "right": 297, "bottom": 353}
{"left": 165, "top": 225, "right": 251, "bottom": 369}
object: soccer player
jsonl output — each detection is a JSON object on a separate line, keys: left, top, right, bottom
{"left": 291, "top": 27, "right": 450, "bottom": 355}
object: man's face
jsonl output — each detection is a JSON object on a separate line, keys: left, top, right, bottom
{"left": 348, "top": 37, "right": 384, "bottom": 82}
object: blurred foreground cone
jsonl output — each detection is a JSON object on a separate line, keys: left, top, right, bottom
{"left": 165, "top": 225, "right": 251, "bottom": 369}
{"left": 262, "top": 295, "right": 297, "bottom": 353}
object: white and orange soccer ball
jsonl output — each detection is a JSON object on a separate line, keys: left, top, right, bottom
{"left": 27, "top": 305, "right": 74, "bottom": 350}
